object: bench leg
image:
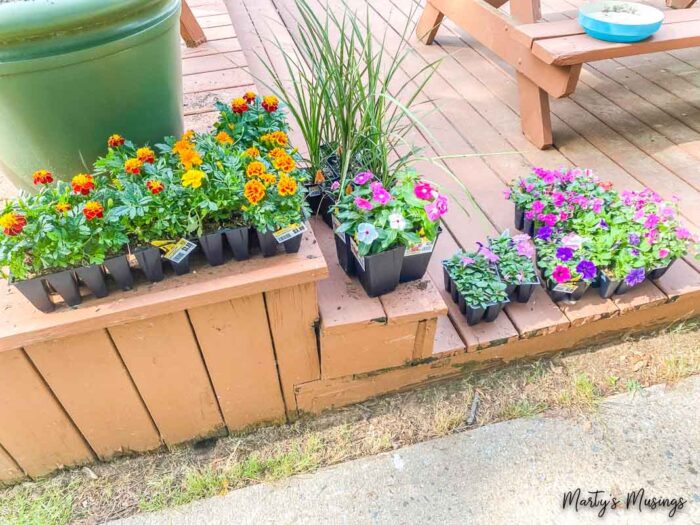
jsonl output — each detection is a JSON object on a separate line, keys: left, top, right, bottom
{"left": 517, "top": 73, "right": 553, "bottom": 149}
{"left": 180, "top": 0, "right": 207, "bottom": 48}
{"left": 416, "top": 2, "right": 445, "bottom": 45}
{"left": 666, "top": 0, "right": 696, "bottom": 7}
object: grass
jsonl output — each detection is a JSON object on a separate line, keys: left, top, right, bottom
{"left": 1, "top": 322, "right": 699, "bottom": 524}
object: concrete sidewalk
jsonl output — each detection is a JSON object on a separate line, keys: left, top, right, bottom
{"left": 112, "top": 376, "right": 700, "bottom": 525}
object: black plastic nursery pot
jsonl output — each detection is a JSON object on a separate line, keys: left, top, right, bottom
{"left": 321, "top": 194, "right": 336, "bottom": 228}
{"left": 75, "top": 264, "right": 108, "bottom": 298}
{"left": 134, "top": 246, "right": 164, "bottom": 282}
{"left": 305, "top": 183, "right": 324, "bottom": 216}
{"left": 456, "top": 292, "right": 509, "bottom": 326}
{"left": 513, "top": 279, "right": 540, "bottom": 303}
{"left": 45, "top": 269, "right": 82, "bottom": 306}
{"left": 647, "top": 259, "right": 675, "bottom": 280}
{"left": 598, "top": 272, "right": 621, "bottom": 299}
{"left": 514, "top": 206, "right": 525, "bottom": 231}
{"left": 399, "top": 228, "right": 442, "bottom": 283}
{"left": 224, "top": 226, "right": 250, "bottom": 261}
{"left": 442, "top": 265, "right": 451, "bottom": 293}
{"left": 334, "top": 231, "right": 356, "bottom": 276}
{"left": 256, "top": 229, "right": 303, "bottom": 257}
{"left": 104, "top": 254, "right": 134, "bottom": 290}
{"left": 353, "top": 243, "right": 404, "bottom": 298}
{"left": 199, "top": 230, "right": 225, "bottom": 267}
{"left": 547, "top": 278, "right": 589, "bottom": 302}
{"left": 13, "top": 276, "right": 55, "bottom": 313}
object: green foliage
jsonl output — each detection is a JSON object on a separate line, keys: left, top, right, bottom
{"left": 444, "top": 251, "right": 508, "bottom": 308}
{"left": 488, "top": 231, "right": 537, "bottom": 285}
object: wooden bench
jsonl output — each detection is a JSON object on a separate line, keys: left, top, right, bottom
{"left": 417, "top": 0, "right": 700, "bottom": 149}
{"left": 180, "top": 0, "right": 207, "bottom": 47}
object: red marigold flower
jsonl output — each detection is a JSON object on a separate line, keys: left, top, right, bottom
{"left": 124, "top": 158, "right": 143, "bottom": 175}
{"left": 71, "top": 173, "right": 95, "bottom": 195}
{"left": 55, "top": 202, "right": 72, "bottom": 214}
{"left": 146, "top": 180, "right": 165, "bottom": 195}
{"left": 136, "top": 147, "right": 155, "bottom": 164}
{"left": 83, "top": 201, "right": 104, "bottom": 221}
{"left": 32, "top": 169, "right": 54, "bottom": 185}
{"left": 261, "top": 95, "right": 279, "bottom": 113}
{"left": 243, "top": 91, "right": 257, "bottom": 103}
{"left": 107, "top": 134, "right": 125, "bottom": 148}
{"left": 231, "top": 97, "right": 249, "bottom": 114}
{"left": 0, "top": 212, "right": 27, "bottom": 236}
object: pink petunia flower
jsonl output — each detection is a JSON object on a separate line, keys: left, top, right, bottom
{"left": 355, "top": 197, "right": 373, "bottom": 211}
{"left": 353, "top": 171, "right": 373, "bottom": 185}
{"left": 372, "top": 185, "right": 392, "bottom": 205}
{"left": 414, "top": 181, "right": 435, "bottom": 201}
{"left": 552, "top": 265, "right": 572, "bottom": 283}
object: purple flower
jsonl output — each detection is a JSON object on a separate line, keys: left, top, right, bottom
{"left": 624, "top": 268, "right": 646, "bottom": 287}
{"left": 477, "top": 242, "right": 500, "bottom": 263}
{"left": 353, "top": 171, "right": 373, "bottom": 185}
{"left": 536, "top": 225, "right": 553, "bottom": 241}
{"left": 628, "top": 233, "right": 640, "bottom": 246}
{"left": 576, "top": 260, "right": 597, "bottom": 281}
{"left": 531, "top": 200, "right": 545, "bottom": 214}
{"left": 354, "top": 197, "right": 373, "bottom": 211}
{"left": 556, "top": 246, "right": 574, "bottom": 262}
{"left": 516, "top": 242, "right": 534, "bottom": 258}
{"left": 598, "top": 219, "right": 609, "bottom": 229}
{"left": 540, "top": 213, "right": 558, "bottom": 227}
{"left": 502, "top": 189, "right": 511, "bottom": 200}
{"left": 630, "top": 248, "right": 640, "bottom": 256}
{"left": 330, "top": 181, "right": 340, "bottom": 191}
{"left": 461, "top": 256, "right": 475, "bottom": 265}
{"left": 644, "top": 214, "right": 660, "bottom": 230}
{"left": 676, "top": 227, "right": 691, "bottom": 240}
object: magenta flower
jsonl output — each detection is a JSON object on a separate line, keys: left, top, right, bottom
{"left": 503, "top": 189, "right": 512, "bottom": 200}
{"left": 330, "top": 181, "right": 340, "bottom": 191}
{"left": 531, "top": 200, "right": 545, "bottom": 214}
{"left": 552, "top": 192, "right": 566, "bottom": 207}
{"left": 676, "top": 227, "right": 691, "bottom": 240}
{"left": 540, "top": 213, "right": 558, "bottom": 227}
{"left": 516, "top": 241, "right": 534, "bottom": 258}
{"left": 658, "top": 248, "right": 670, "bottom": 259}
{"left": 660, "top": 206, "right": 675, "bottom": 219}
{"left": 477, "top": 243, "right": 499, "bottom": 263}
{"left": 372, "top": 185, "right": 392, "bottom": 205}
{"left": 591, "top": 199, "right": 603, "bottom": 214}
{"left": 425, "top": 202, "right": 441, "bottom": 221}
{"left": 415, "top": 181, "right": 435, "bottom": 201}
{"left": 644, "top": 214, "right": 660, "bottom": 230}
{"left": 552, "top": 265, "right": 571, "bottom": 283}
{"left": 435, "top": 195, "right": 448, "bottom": 215}
{"left": 355, "top": 197, "right": 373, "bottom": 211}
{"left": 461, "top": 256, "right": 475, "bottom": 265}
{"left": 353, "top": 171, "right": 373, "bottom": 185}
{"left": 525, "top": 210, "right": 535, "bottom": 221}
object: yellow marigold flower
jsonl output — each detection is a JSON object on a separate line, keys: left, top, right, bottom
{"left": 278, "top": 174, "right": 297, "bottom": 196}
{"left": 136, "top": 146, "right": 155, "bottom": 164}
{"left": 182, "top": 129, "right": 195, "bottom": 141}
{"left": 179, "top": 148, "right": 202, "bottom": 170}
{"left": 273, "top": 154, "right": 295, "bottom": 173}
{"left": 55, "top": 202, "right": 72, "bottom": 214}
{"left": 262, "top": 95, "right": 279, "bottom": 112}
{"left": 259, "top": 172, "right": 277, "bottom": 186}
{"left": 244, "top": 179, "right": 266, "bottom": 205}
{"left": 215, "top": 131, "right": 233, "bottom": 145}
{"left": 268, "top": 147, "right": 286, "bottom": 159}
{"left": 124, "top": 158, "right": 143, "bottom": 175}
{"left": 246, "top": 161, "right": 266, "bottom": 178}
{"left": 243, "top": 91, "right": 257, "bottom": 103}
{"left": 245, "top": 147, "right": 260, "bottom": 158}
{"left": 181, "top": 169, "right": 206, "bottom": 189}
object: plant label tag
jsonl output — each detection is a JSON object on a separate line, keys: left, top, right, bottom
{"left": 349, "top": 237, "right": 365, "bottom": 271}
{"left": 307, "top": 184, "right": 322, "bottom": 197}
{"left": 331, "top": 215, "right": 344, "bottom": 241}
{"left": 405, "top": 239, "right": 435, "bottom": 257}
{"left": 552, "top": 282, "right": 578, "bottom": 293}
{"left": 273, "top": 222, "right": 307, "bottom": 244}
{"left": 163, "top": 238, "right": 197, "bottom": 263}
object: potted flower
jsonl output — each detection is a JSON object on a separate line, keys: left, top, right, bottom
{"left": 442, "top": 250, "right": 509, "bottom": 325}
{"left": 488, "top": 230, "right": 539, "bottom": 303}
{"left": 536, "top": 231, "right": 598, "bottom": 302}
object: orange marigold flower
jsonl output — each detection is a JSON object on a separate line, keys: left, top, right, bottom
{"left": 181, "top": 169, "right": 206, "bottom": 189}
{"left": 83, "top": 201, "right": 104, "bottom": 221}
{"left": 314, "top": 170, "right": 325, "bottom": 184}
{"left": 273, "top": 154, "right": 295, "bottom": 173}
{"left": 244, "top": 147, "right": 260, "bottom": 158}
{"left": 182, "top": 130, "right": 195, "bottom": 141}
{"left": 244, "top": 179, "right": 266, "bottom": 205}
{"left": 55, "top": 202, "right": 72, "bottom": 214}
{"left": 71, "top": 173, "right": 95, "bottom": 195}
{"left": 246, "top": 161, "right": 266, "bottom": 178}
{"left": 107, "top": 134, "right": 125, "bottom": 148}
{"left": 268, "top": 147, "right": 286, "bottom": 159}
{"left": 243, "top": 91, "right": 257, "bottom": 103}
{"left": 231, "top": 97, "right": 249, "bottom": 114}
{"left": 345, "top": 184, "right": 353, "bottom": 195}
{"left": 172, "top": 138, "right": 193, "bottom": 155}
{"left": 179, "top": 148, "right": 202, "bottom": 170}
{"left": 136, "top": 147, "right": 155, "bottom": 164}
{"left": 261, "top": 131, "right": 288, "bottom": 147}
{"left": 215, "top": 131, "right": 234, "bottom": 145}
{"left": 278, "top": 174, "right": 297, "bottom": 196}
{"left": 0, "top": 212, "right": 27, "bottom": 236}
{"left": 262, "top": 95, "right": 279, "bottom": 113}
{"left": 124, "top": 158, "right": 143, "bottom": 175}
{"left": 259, "top": 172, "right": 277, "bottom": 186}
{"left": 146, "top": 180, "right": 165, "bottom": 195}
{"left": 32, "top": 169, "right": 53, "bottom": 185}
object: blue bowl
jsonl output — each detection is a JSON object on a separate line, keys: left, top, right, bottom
{"left": 578, "top": 1, "right": 664, "bottom": 43}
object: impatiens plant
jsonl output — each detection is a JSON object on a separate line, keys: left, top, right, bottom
{"left": 334, "top": 169, "right": 448, "bottom": 256}
{"left": 444, "top": 251, "right": 508, "bottom": 308}
{"left": 488, "top": 231, "right": 537, "bottom": 285}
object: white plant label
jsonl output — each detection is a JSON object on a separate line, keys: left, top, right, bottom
{"left": 163, "top": 238, "right": 197, "bottom": 263}
{"left": 405, "top": 239, "right": 435, "bottom": 257}
{"left": 307, "top": 184, "right": 322, "bottom": 197}
{"left": 552, "top": 282, "right": 578, "bottom": 293}
{"left": 273, "top": 222, "right": 307, "bottom": 244}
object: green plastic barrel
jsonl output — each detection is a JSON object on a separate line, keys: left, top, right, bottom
{"left": 0, "top": 0, "right": 184, "bottom": 191}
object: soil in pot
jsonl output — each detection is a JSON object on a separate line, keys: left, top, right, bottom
{"left": 352, "top": 242, "right": 404, "bottom": 298}
{"left": 648, "top": 259, "right": 675, "bottom": 280}
{"left": 104, "top": 254, "right": 134, "bottom": 290}
{"left": 224, "top": 227, "right": 250, "bottom": 261}
{"left": 75, "top": 265, "right": 108, "bottom": 298}
{"left": 13, "top": 276, "right": 55, "bottom": 313}
{"left": 199, "top": 231, "right": 226, "bottom": 267}
{"left": 45, "top": 270, "right": 82, "bottom": 306}
{"left": 134, "top": 246, "right": 164, "bottom": 282}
